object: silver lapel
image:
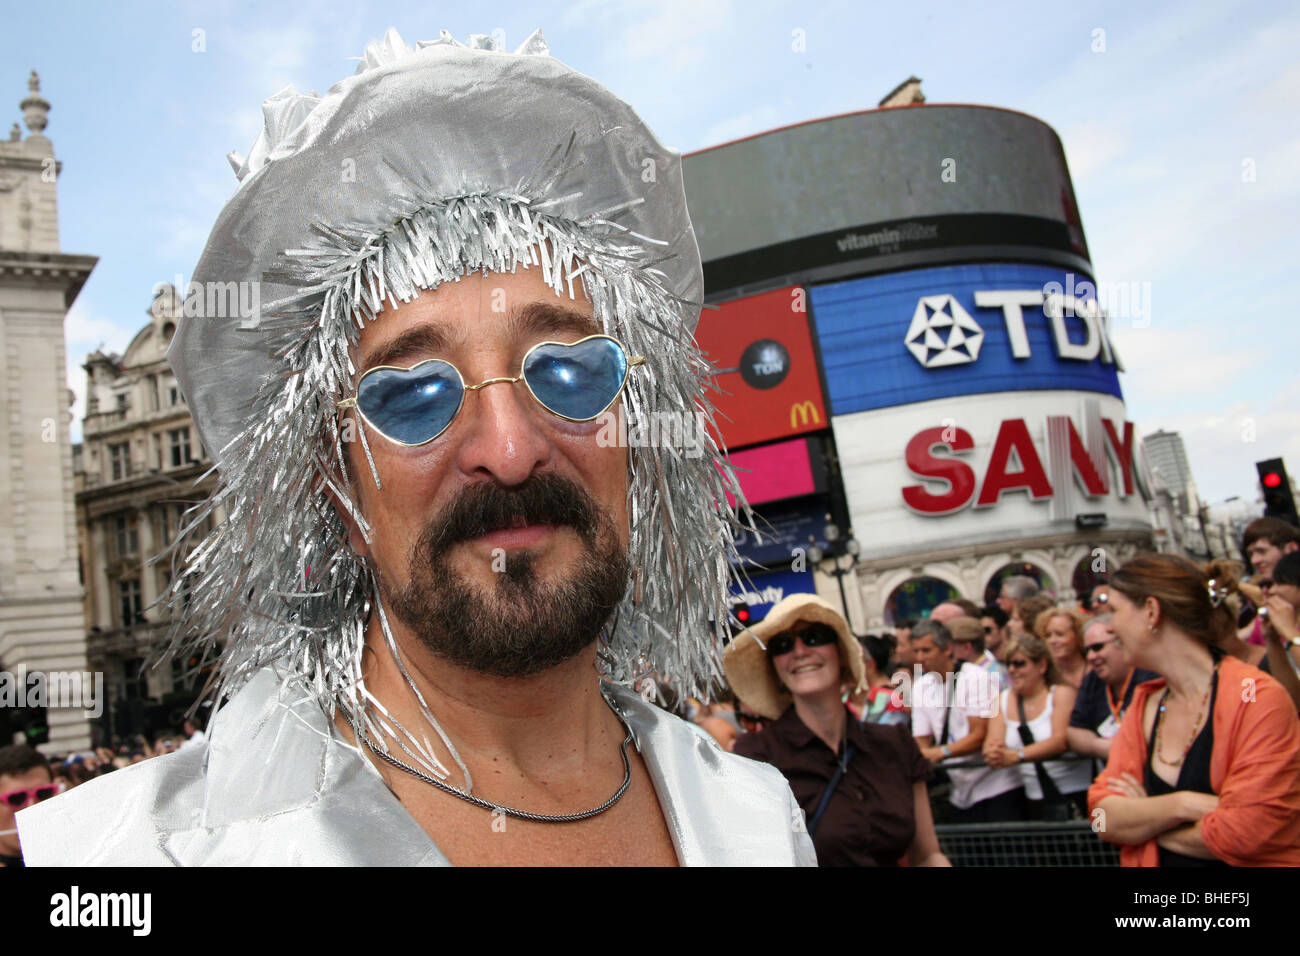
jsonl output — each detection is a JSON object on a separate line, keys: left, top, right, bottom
{"left": 162, "top": 669, "right": 447, "bottom": 866}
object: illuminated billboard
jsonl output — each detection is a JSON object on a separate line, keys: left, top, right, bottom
{"left": 809, "top": 262, "right": 1125, "bottom": 415}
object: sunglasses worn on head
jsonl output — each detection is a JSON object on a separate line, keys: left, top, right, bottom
{"left": 338, "top": 335, "right": 645, "bottom": 447}
{"left": 767, "top": 624, "right": 838, "bottom": 657}
{"left": 3, "top": 784, "right": 58, "bottom": 810}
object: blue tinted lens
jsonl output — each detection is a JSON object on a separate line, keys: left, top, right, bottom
{"left": 356, "top": 360, "right": 464, "bottom": 445}
{"left": 524, "top": 337, "right": 629, "bottom": 421}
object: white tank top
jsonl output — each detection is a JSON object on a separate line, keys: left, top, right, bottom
{"left": 1002, "top": 688, "right": 1094, "bottom": 800}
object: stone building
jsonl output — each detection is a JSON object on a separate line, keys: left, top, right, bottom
{"left": 75, "top": 284, "right": 218, "bottom": 743}
{"left": 0, "top": 72, "right": 98, "bottom": 751}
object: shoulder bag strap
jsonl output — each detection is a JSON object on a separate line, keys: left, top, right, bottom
{"left": 939, "top": 661, "right": 964, "bottom": 746}
{"left": 1016, "top": 692, "right": 1065, "bottom": 804}
{"left": 807, "top": 741, "right": 858, "bottom": 837}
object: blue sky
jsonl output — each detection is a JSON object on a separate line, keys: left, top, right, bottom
{"left": 3, "top": 0, "right": 1295, "bottom": 503}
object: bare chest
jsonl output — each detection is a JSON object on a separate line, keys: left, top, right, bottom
{"left": 1143, "top": 694, "right": 1205, "bottom": 788}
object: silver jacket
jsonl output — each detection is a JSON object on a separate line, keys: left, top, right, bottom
{"left": 19, "top": 669, "right": 816, "bottom": 866}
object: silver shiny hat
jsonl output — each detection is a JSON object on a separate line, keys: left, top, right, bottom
{"left": 157, "top": 29, "right": 747, "bottom": 749}
{"left": 173, "top": 28, "right": 703, "bottom": 469}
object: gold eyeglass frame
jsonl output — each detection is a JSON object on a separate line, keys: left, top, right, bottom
{"left": 336, "top": 333, "right": 645, "bottom": 447}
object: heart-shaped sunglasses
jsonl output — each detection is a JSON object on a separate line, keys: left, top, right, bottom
{"left": 338, "top": 334, "right": 645, "bottom": 447}
{"left": 3, "top": 783, "right": 59, "bottom": 810}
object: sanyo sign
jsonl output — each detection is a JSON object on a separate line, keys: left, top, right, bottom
{"left": 901, "top": 413, "right": 1151, "bottom": 516}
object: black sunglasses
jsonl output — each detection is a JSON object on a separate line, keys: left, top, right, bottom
{"left": 767, "top": 624, "right": 838, "bottom": 657}
{"left": 1007, "top": 658, "right": 1032, "bottom": 669}
{"left": 1084, "top": 640, "right": 1115, "bottom": 655}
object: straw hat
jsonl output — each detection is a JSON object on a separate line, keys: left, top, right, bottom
{"left": 723, "top": 593, "right": 866, "bottom": 720}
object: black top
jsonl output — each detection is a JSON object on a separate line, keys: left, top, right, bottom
{"left": 1145, "top": 676, "right": 1229, "bottom": 868}
{"left": 1070, "top": 668, "right": 1161, "bottom": 732}
{"left": 734, "top": 705, "right": 932, "bottom": 867}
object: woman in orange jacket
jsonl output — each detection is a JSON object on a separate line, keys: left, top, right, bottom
{"left": 1089, "top": 554, "right": 1300, "bottom": 866}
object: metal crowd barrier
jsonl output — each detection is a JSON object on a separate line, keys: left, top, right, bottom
{"left": 934, "top": 821, "right": 1120, "bottom": 867}
{"left": 929, "top": 751, "right": 1119, "bottom": 866}
{"left": 933, "top": 751, "right": 1097, "bottom": 770}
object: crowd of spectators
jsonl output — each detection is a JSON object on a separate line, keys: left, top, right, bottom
{"left": 10, "top": 517, "right": 1300, "bottom": 867}
{"left": 663, "top": 516, "right": 1300, "bottom": 866}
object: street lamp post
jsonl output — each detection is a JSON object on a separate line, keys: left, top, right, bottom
{"left": 808, "top": 521, "right": 861, "bottom": 631}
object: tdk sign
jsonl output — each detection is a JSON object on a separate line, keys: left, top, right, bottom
{"left": 905, "top": 289, "right": 1121, "bottom": 369}
{"left": 905, "top": 295, "right": 984, "bottom": 367}
{"left": 810, "top": 263, "right": 1126, "bottom": 416}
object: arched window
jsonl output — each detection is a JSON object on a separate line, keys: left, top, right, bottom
{"left": 884, "top": 576, "right": 958, "bottom": 625}
{"left": 983, "top": 562, "right": 1056, "bottom": 606}
{"left": 1071, "top": 553, "right": 1107, "bottom": 600}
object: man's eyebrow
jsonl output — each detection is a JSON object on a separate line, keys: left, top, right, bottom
{"left": 510, "top": 301, "right": 601, "bottom": 341}
{"left": 361, "top": 325, "right": 450, "bottom": 372}
{"left": 358, "top": 302, "right": 598, "bottom": 372}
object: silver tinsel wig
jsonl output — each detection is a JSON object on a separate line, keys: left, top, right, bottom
{"left": 158, "top": 28, "right": 752, "bottom": 759}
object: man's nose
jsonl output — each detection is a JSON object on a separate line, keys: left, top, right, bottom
{"left": 453, "top": 378, "right": 553, "bottom": 485}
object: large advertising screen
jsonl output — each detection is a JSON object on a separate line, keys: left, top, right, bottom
{"left": 695, "top": 285, "right": 829, "bottom": 450}
{"left": 809, "top": 263, "right": 1125, "bottom": 415}
{"left": 684, "top": 106, "right": 1090, "bottom": 296}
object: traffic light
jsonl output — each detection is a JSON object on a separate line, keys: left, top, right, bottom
{"left": 1257, "top": 458, "right": 1299, "bottom": 527}
{"left": 11, "top": 706, "right": 48, "bottom": 746}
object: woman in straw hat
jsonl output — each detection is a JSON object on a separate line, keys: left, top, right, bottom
{"left": 727, "top": 594, "right": 950, "bottom": 867}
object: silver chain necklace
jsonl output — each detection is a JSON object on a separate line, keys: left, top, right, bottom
{"left": 352, "top": 694, "right": 635, "bottom": 824}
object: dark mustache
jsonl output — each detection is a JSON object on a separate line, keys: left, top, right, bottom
{"left": 424, "top": 473, "right": 601, "bottom": 555}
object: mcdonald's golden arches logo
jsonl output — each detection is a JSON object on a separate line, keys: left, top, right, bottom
{"left": 789, "top": 400, "right": 821, "bottom": 429}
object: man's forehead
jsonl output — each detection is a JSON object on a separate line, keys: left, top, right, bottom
{"left": 0, "top": 767, "right": 49, "bottom": 786}
{"left": 355, "top": 287, "right": 600, "bottom": 372}
{"left": 1084, "top": 621, "right": 1111, "bottom": 640}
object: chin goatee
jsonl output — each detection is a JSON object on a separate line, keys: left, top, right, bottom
{"left": 383, "top": 473, "right": 630, "bottom": 678}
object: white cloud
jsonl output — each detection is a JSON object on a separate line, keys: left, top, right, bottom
{"left": 1114, "top": 324, "right": 1255, "bottom": 404}
{"left": 1059, "top": 121, "right": 1126, "bottom": 181}
{"left": 226, "top": 107, "right": 265, "bottom": 158}
{"left": 577, "top": 0, "right": 735, "bottom": 73}
{"left": 230, "top": 23, "right": 320, "bottom": 95}
{"left": 1137, "top": 381, "right": 1300, "bottom": 504}
{"left": 700, "top": 106, "right": 781, "bottom": 149}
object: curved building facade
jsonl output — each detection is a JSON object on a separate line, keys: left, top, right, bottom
{"left": 683, "top": 103, "right": 1155, "bottom": 628}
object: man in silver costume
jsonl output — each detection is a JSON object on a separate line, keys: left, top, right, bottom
{"left": 18, "top": 28, "right": 814, "bottom": 865}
